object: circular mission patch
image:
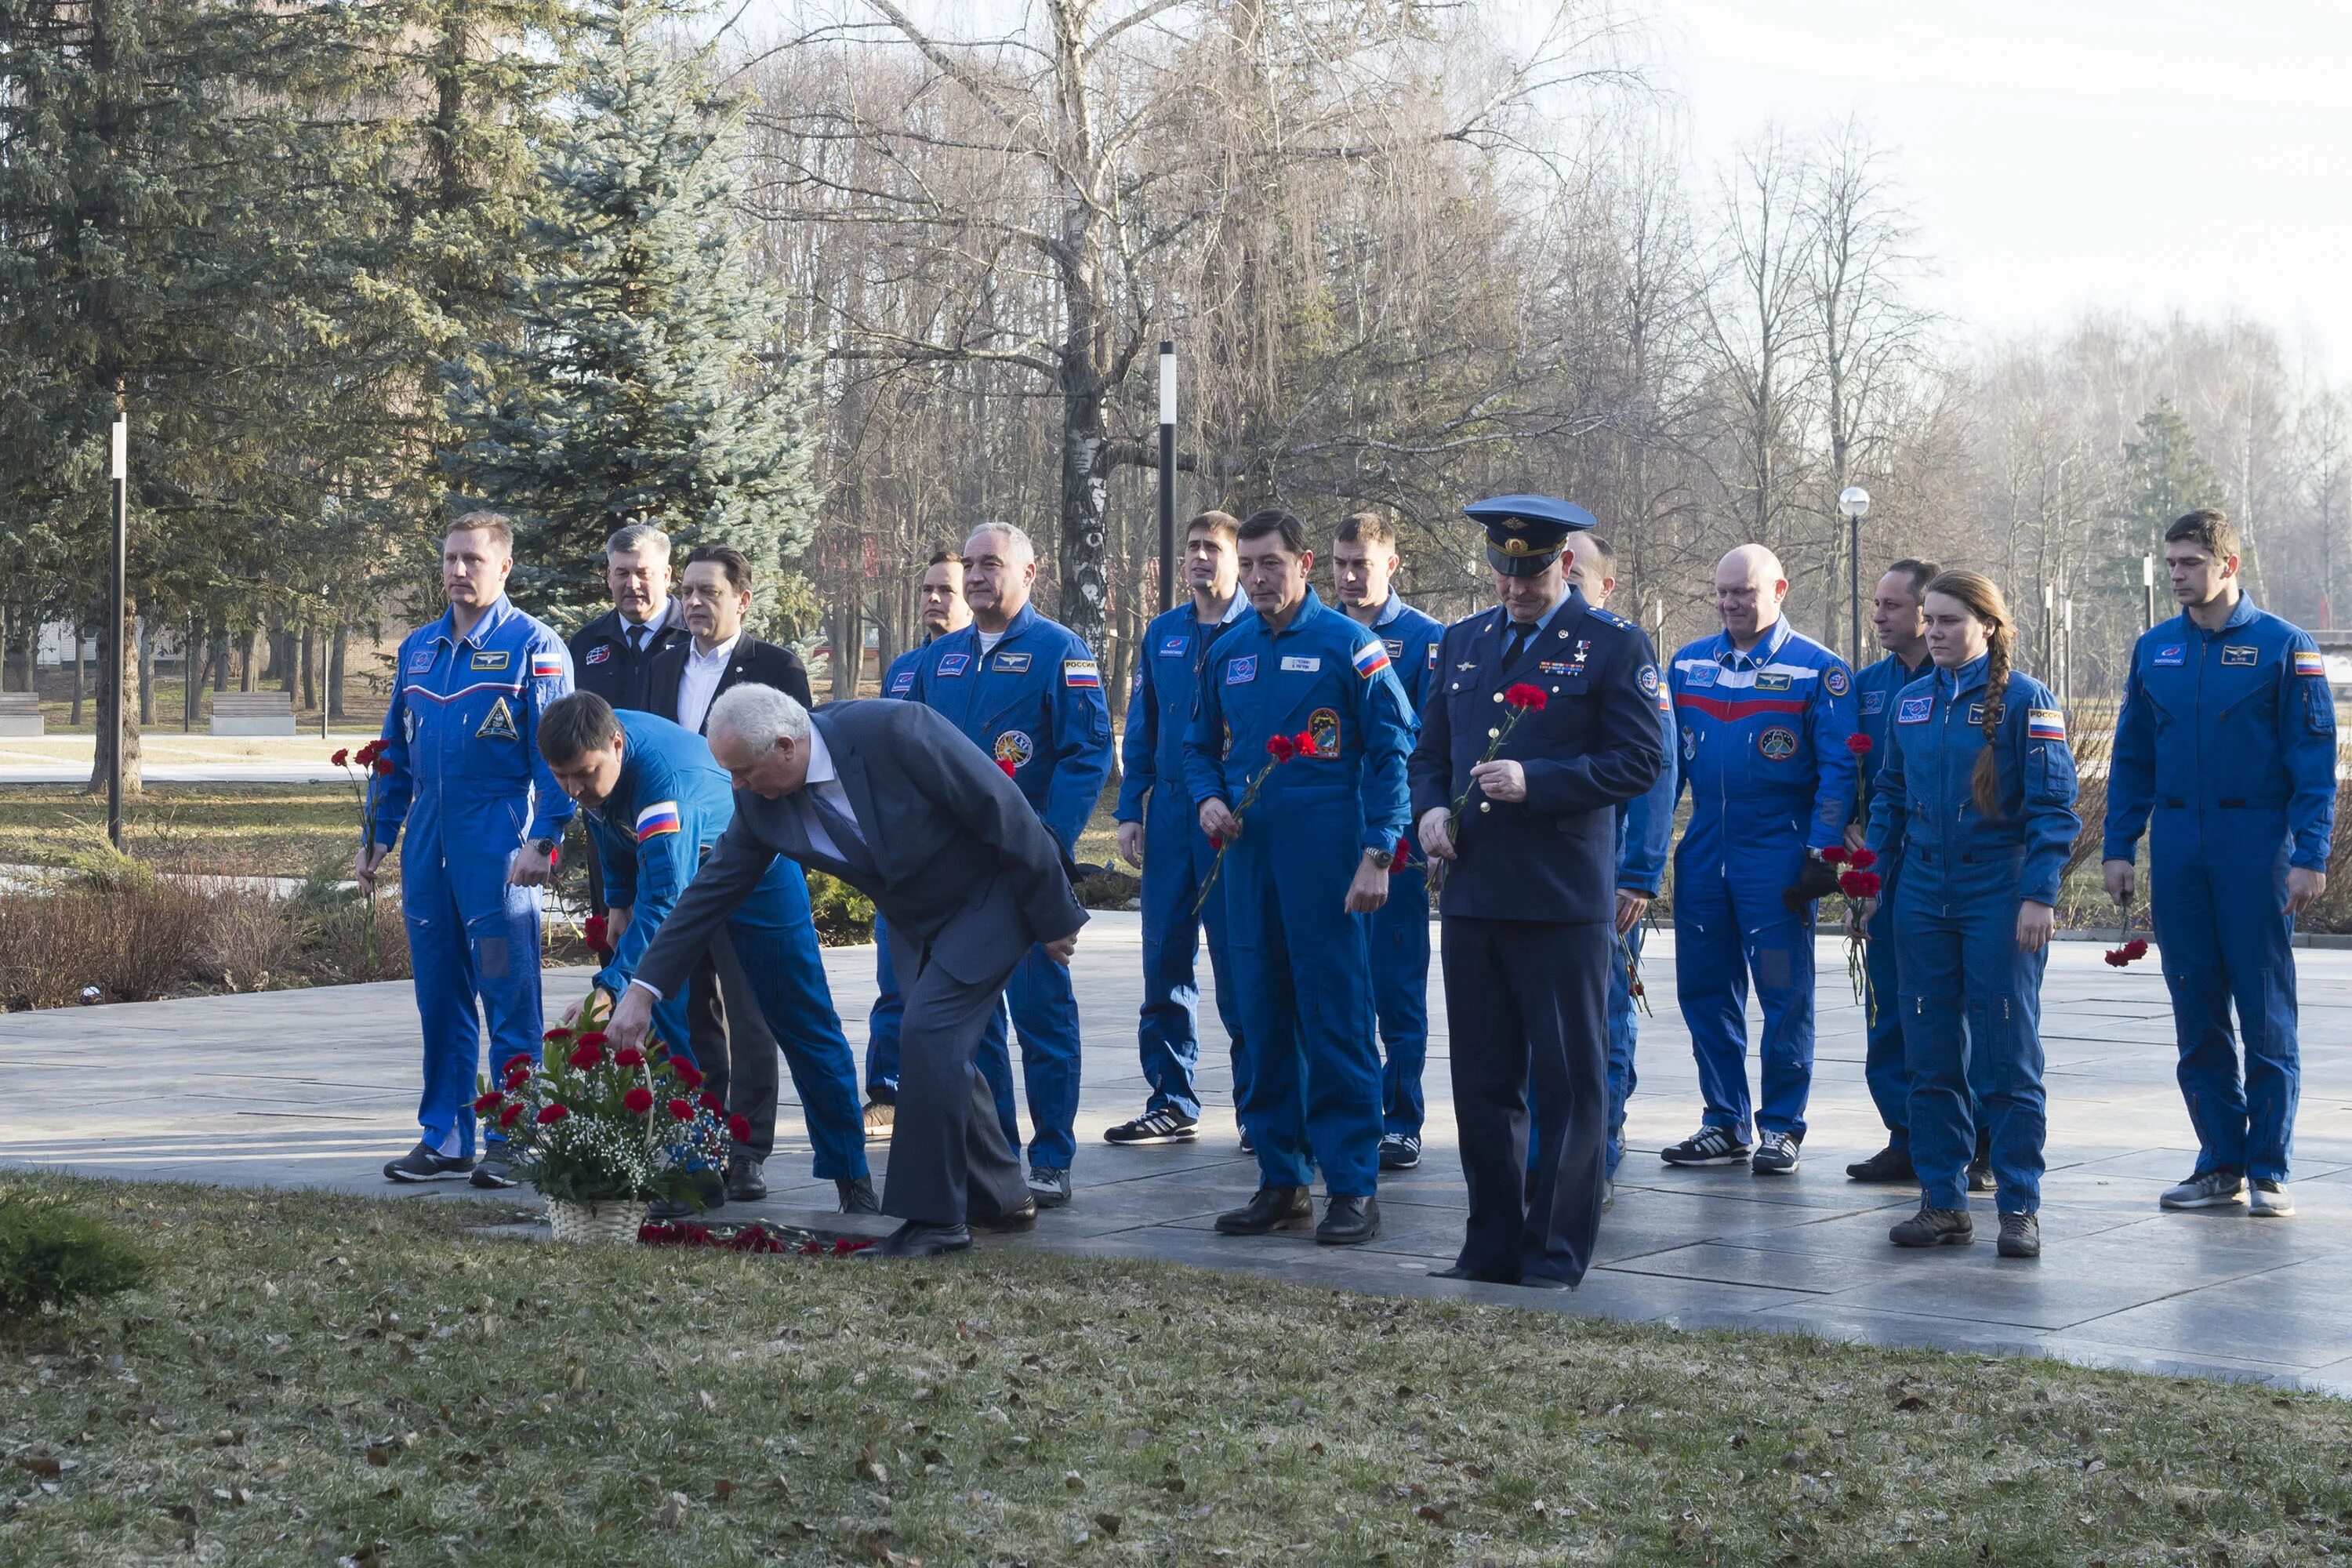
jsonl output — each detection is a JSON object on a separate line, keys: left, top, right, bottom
{"left": 993, "top": 730, "right": 1036, "bottom": 768}
{"left": 1757, "top": 725, "right": 1798, "bottom": 760}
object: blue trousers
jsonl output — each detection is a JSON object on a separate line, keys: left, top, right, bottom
{"left": 1862, "top": 891, "right": 1911, "bottom": 1149}
{"left": 976, "top": 945, "right": 1082, "bottom": 1170}
{"left": 1223, "top": 796, "right": 1382, "bottom": 1196}
{"left": 1893, "top": 858, "right": 2047, "bottom": 1213}
{"left": 401, "top": 811, "right": 542, "bottom": 1159}
{"left": 866, "top": 912, "right": 902, "bottom": 1102}
{"left": 1134, "top": 796, "right": 1248, "bottom": 1121}
{"left": 648, "top": 877, "right": 869, "bottom": 1181}
{"left": 1376, "top": 864, "right": 1433, "bottom": 1137}
{"left": 1673, "top": 834, "right": 1817, "bottom": 1140}
{"left": 1604, "top": 917, "right": 1646, "bottom": 1174}
{"left": 2151, "top": 822, "right": 2302, "bottom": 1181}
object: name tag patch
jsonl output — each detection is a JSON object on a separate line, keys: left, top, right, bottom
{"left": 1383, "top": 639, "right": 1405, "bottom": 660}
{"left": 1967, "top": 703, "right": 1987, "bottom": 725}
{"left": 1160, "top": 635, "right": 1188, "bottom": 658}
{"left": 937, "top": 653, "right": 971, "bottom": 677}
{"left": 1280, "top": 655, "right": 1321, "bottom": 673}
{"left": 470, "top": 650, "right": 510, "bottom": 671}
{"left": 406, "top": 650, "right": 435, "bottom": 673}
{"left": 1226, "top": 655, "right": 1258, "bottom": 685}
{"left": 2221, "top": 644, "right": 2257, "bottom": 667}
{"left": 1860, "top": 691, "right": 1886, "bottom": 715}
{"left": 1754, "top": 672, "right": 1792, "bottom": 692}
{"left": 2153, "top": 644, "right": 2186, "bottom": 667}
{"left": 993, "top": 651, "right": 1032, "bottom": 673}
{"left": 1896, "top": 695, "right": 1933, "bottom": 724}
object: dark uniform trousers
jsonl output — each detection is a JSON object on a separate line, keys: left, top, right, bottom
{"left": 884, "top": 923, "right": 1033, "bottom": 1226}
{"left": 691, "top": 932, "right": 782, "bottom": 1158}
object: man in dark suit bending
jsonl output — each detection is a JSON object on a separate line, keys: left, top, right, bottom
{"left": 606, "top": 684, "right": 1087, "bottom": 1258}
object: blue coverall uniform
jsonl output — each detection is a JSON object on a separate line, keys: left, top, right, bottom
{"left": 2102, "top": 597, "right": 2337, "bottom": 1184}
{"left": 1668, "top": 618, "right": 1859, "bottom": 1142}
{"left": 862, "top": 641, "right": 929, "bottom": 1104}
{"left": 1184, "top": 589, "right": 1415, "bottom": 1196}
{"left": 372, "top": 597, "right": 574, "bottom": 1159}
{"left": 910, "top": 601, "right": 1114, "bottom": 1171}
{"left": 583, "top": 711, "right": 870, "bottom": 1181}
{"left": 1606, "top": 679, "right": 1678, "bottom": 1174}
{"left": 1359, "top": 591, "right": 1447, "bottom": 1142}
{"left": 1867, "top": 657, "right": 2079, "bottom": 1214}
{"left": 1116, "top": 595, "right": 1250, "bottom": 1123}
{"left": 1852, "top": 648, "right": 1934, "bottom": 1151}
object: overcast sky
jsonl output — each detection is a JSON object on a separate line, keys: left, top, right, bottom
{"left": 1655, "top": 0, "right": 2352, "bottom": 372}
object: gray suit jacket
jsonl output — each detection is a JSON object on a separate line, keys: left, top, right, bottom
{"left": 637, "top": 699, "right": 1087, "bottom": 997}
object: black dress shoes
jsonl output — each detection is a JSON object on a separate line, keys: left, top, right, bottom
{"left": 726, "top": 1153, "right": 768, "bottom": 1203}
{"left": 837, "top": 1176, "right": 882, "bottom": 1214}
{"left": 1214, "top": 1185, "right": 1315, "bottom": 1235}
{"left": 1846, "top": 1145, "right": 1915, "bottom": 1183}
{"left": 862, "top": 1221, "right": 971, "bottom": 1258}
{"left": 1428, "top": 1263, "right": 1516, "bottom": 1284}
{"left": 970, "top": 1196, "right": 1040, "bottom": 1233}
{"left": 1316, "top": 1194, "right": 1379, "bottom": 1246}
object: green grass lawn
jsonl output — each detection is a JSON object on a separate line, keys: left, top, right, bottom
{"left": 3, "top": 1176, "right": 2349, "bottom": 1566}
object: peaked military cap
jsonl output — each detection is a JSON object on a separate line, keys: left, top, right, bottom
{"left": 1463, "top": 494, "right": 1598, "bottom": 578}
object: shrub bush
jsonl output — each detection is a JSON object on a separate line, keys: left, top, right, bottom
{"left": 0, "top": 1192, "right": 152, "bottom": 1320}
{"left": 807, "top": 870, "right": 876, "bottom": 946}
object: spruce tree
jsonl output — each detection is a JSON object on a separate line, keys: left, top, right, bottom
{"left": 441, "top": 0, "right": 820, "bottom": 626}
{"left": 2121, "top": 399, "right": 2227, "bottom": 554}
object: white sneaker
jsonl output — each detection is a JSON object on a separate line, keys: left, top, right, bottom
{"left": 2249, "top": 1178, "right": 2295, "bottom": 1218}
{"left": 2158, "top": 1170, "right": 2245, "bottom": 1210}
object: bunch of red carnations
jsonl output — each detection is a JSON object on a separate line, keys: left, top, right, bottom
{"left": 1820, "top": 845, "right": 1882, "bottom": 1016}
{"left": 1193, "top": 728, "right": 1323, "bottom": 914}
{"left": 474, "top": 1004, "right": 739, "bottom": 1210}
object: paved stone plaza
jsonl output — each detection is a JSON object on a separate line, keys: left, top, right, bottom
{"left": 8, "top": 913, "right": 2352, "bottom": 1393}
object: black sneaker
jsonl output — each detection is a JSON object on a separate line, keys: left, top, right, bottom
{"left": 1104, "top": 1108, "right": 1199, "bottom": 1145}
{"left": 1889, "top": 1205, "right": 1974, "bottom": 1247}
{"left": 1238, "top": 1126, "right": 1255, "bottom": 1156}
{"left": 468, "top": 1155, "right": 517, "bottom": 1190}
{"left": 836, "top": 1175, "right": 880, "bottom": 1214}
{"left": 1967, "top": 1158, "right": 1996, "bottom": 1194}
{"left": 383, "top": 1142, "right": 474, "bottom": 1183}
{"left": 1996, "top": 1211, "right": 2041, "bottom": 1258}
{"left": 1845, "top": 1145, "right": 1915, "bottom": 1183}
{"left": 1026, "top": 1166, "right": 1072, "bottom": 1209}
{"left": 1751, "top": 1131, "right": 1800, "bottom": 1175}
{"left": 1661, "top": 1127, "right": 1750, "bottom": 1167}
{"left": 1377, "top": 1133, "right": 1421, "bottom": 1171}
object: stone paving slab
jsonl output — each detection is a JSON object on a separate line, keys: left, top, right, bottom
{"left": 7, "top": 913, "right": 2352, "bottom": 1395}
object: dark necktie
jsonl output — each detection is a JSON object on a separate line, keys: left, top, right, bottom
{"left": 804, "top": 789, "right": 877, "bottom": 877}
{"left": 1502, "top": 621, "right": 1537, "bottom": 668}
{"left": 627, "top": 624, "right": 647, "bottom": 656}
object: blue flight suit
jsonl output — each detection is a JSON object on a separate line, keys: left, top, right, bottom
{"left": 2103, "top": 598, "right": 2337, "bottom": 1184}
{"left": 372, "top": 597, "right": 574, "bottom": 1159}
{"left": 1359, "top": 592, "right": 1447, "bottom": 1141}
{"left": 1411, "top": 591, "right": 1667, "bottom": 1283}
{"left": 910, "top": 602, "right": 1114, "bottom": 1170}
{"left": 1605, "top": 682, "right": 1678, "bottom": 1174}
{"left": 1184, "top": 588, "right": 1414, "bottom": 1197}
{"left": 1867, "top": 657, "right": 2078, "bottom": 1214}
{"left": 862, "top": 641, "right": 929, "bottom": 1104}
{"left": 1852, "top": 649, "right": 1934, "bottom": 1150}
{"left": 1116, "top": 595, "right": 1250, "bottom": 1122}
{"left": 583, "top": 711, "right": 869, "bottom": 1181}
{"left": 1668, "top": 618, "right": 1859, "bottom": 1142}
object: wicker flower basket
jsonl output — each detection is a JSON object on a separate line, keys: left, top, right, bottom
{"left": 545, "top": 1198, "right": 649, "bottom": 1246}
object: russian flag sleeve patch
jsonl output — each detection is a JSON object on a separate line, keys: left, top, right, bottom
{"left": 1063, "top": 659, "right": 1101, "bottom": 688}
{"left": 2294, "top": 649, "right": 2327, "bottom": 678}
{"left": 530, "top": 649, "right": 564, "bottom": 679}
{"left": 2026, "top": 709, "right": 2066, "bottom": 742}
{"left": 635, "top": 800, "right": 681, "bottom": 841}
{"left": 1352, "top": 641, "right": 1392, "bottom": 679}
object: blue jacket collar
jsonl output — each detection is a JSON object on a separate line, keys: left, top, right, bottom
{"left": 430, "top": 595, "right": 516, "bottom": 648}
{"left": 1499, "top": 587, "right": 1578, "bottom": 640}
{"left": 1262, "top": 586, "right": 1326, "bottom": 638}
{"left": 1373, "top": 590, "right": 1406, "bottom": 629}
{"left": 1938, "top": 652, "right": 1991, "bottom": 700}
{"left": 1720, "top": 616, "right": 1790, "bottom": 669}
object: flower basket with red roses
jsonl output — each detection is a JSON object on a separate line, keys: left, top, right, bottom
{"left": 1192, "top": 729, "right": 1320, "bottom": 916}
{"left": 474, "top": 993, "right": 735, "bottom": 1241}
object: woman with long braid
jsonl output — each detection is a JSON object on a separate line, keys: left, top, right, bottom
{"left": 1862, "top": 571, "right": 2080, "bottom": 1257}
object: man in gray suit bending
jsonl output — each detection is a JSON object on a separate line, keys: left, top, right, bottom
{"left": 606, "top": 684, "right": 1087, "bottom": 1258}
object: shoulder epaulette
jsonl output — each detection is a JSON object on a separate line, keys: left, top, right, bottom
{"left": 1587, "top": 606, "right": 1632, "bottom": 630}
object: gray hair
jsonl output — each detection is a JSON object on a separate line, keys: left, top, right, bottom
{"left": 605, "top": 522, "right": 673, "bottom": 560}
{"left": 706, "top": 683, "right": 811, "bottom": 753}
{"left": 965, "top": 521, "right": 1034, "bottom": 563}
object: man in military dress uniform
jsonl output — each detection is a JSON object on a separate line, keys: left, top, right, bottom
{"left": 1410, "top": 496, "right": 1666, "bottom": 1287}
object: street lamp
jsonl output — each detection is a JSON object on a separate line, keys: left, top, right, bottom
{"left": 107, "top": 414, "right": 128, "bottom": 850}
{"left": 1156, "top": 342, "right": 1176, "bottom": 613}
{"left": 1838, "top": 485, "right": 1871, "bottom": 667}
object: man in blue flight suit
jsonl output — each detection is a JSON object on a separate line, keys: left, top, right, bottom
{"left": 1843, "top": 557, "right": 1942, "bottom": 1184}
{"left": 535, "top": 691, "right": 877, "bottom": 1214}
{"left": 1562, "top": 530, "right": 1676, "bottom": 1196}
{"left": 2104, "top": 508, "right": 2337, "bottom": 1219}
{"left": 363, "top": 514, "right": 574, "bottom": 1187}
{"left": 1331, "top": 510, "right": 1446, "bottom": 1173}
{"left": 909, "top": 523, "right": 1113, "bottom": 1209}
{"left": 864, "top": 548, "right": 971, "bottom": 1132}
{"left": 1186, "top": 508, "right": 1416, "bottom": 1247}
{"left": 1105, "top": 511, "right": 1250, "bottom": 1148}
{"left": 1413, "top": 496, "right": 1667, "bottom": 1287}
{"left": 1664, "top": 543, "right": 1859, "bottom": 1177}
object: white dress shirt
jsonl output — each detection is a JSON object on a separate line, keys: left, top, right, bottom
{"left": 675, "top": 631, "right": 739, "bottom": 735}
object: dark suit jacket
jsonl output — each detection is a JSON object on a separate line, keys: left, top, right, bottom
{"left": 646, "top": 633, "right": 813, "bottom": 731}
{"left": 1406, "top": 592, "right": 1666, "bottom": 924}
{"left": 570, "top": 601, "right": 691, "bottom": 713}
{"left": 637, "top": 700, "right": 1087, "bottom": 998}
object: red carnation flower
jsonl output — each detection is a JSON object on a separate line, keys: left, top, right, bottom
{"left": 666, "top": 1098, "right": 693, "bottom": 1122}
{"left": 1390, "top": 831, "right": 1411, "bottom": 873}
{"left": 373, "top": 757, "right": 395, "bottom": 775}
{"left": 1838, "top": 869, "right": 1881, "bottom": 899}
{"left": 503, "top": 1065, "right": 530, "bottom": 1090}
{"left": 2103, "top": 949, "right": 2127, "bottom": 967}
{"left": 2125, "top": 938, "right": 2149, "bottom": 960}
{"left": 998, "top": 757, "right": 1018, "bottom": 778}
{"left": 535, "top": 1103, "right": 569, "bottom": 1125}
{"left": 615, "top": 1046, "right": 645, "bottom": 1069}
{"left": 331, "top": 748, "right": 350, "bottom": 767}
{"left": 576, "top": 1032, "right": 608, "bottom": 1049}
{"left": 728, "top": 1113, "right": 753, "bottom": 1143}
{"left": 1504, "top": 683, "right": 1548, "bottom": 710}
{"left": 499, "top": 1102, "right": 524, "bottom": 1127}
{"left": 1847, "top": 848, "right": 1878, "bottom": 869}
{"left": 543, "top": 1029, "right": 572, "bottom": 1045}
{"left": 672, "top": 1061, "right": 704, "bottom": 1091}
{"left": 1846, "top": 732, "right": 1874, "bottom": 757}
{"left": 583, "top": 914, "right": 610, "bottom": 955}
{"left": 1293, "top": 730, "right": 1317, "bottom": 757}
{"left": 1208, "top": 833, "right": 1225, "bottom": 850}
{"left": 567, "top": 1040, "right": 605, "bottom": 1071}
{"left": 1265, "top": 734, "right": 1295, "bottom": 762}
{"left": 623, "top": 1086, "right": 654, "bottom": 1115}
{"left": 1819, "top": 847, "right": 1848, "bottom": 867}
{"left": 472, "top": 1091, "right": 503, "bottom": 1113}
{"left": 699, "top": 1091, "right": 725, "bottom": 1113}
{"left": 504, "top": 1051, "right": 535, "bottom": 1073}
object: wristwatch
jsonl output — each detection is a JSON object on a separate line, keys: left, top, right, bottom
{"left": 1366, "top": 845, "right": 1396, "bottom": 870}
{"left": 528, "top": 837, "right": 557, "bottom": 857}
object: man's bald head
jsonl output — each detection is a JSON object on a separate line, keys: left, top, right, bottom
{"left": 1714, "top": 544, "right": 1789, "bottom": 649}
